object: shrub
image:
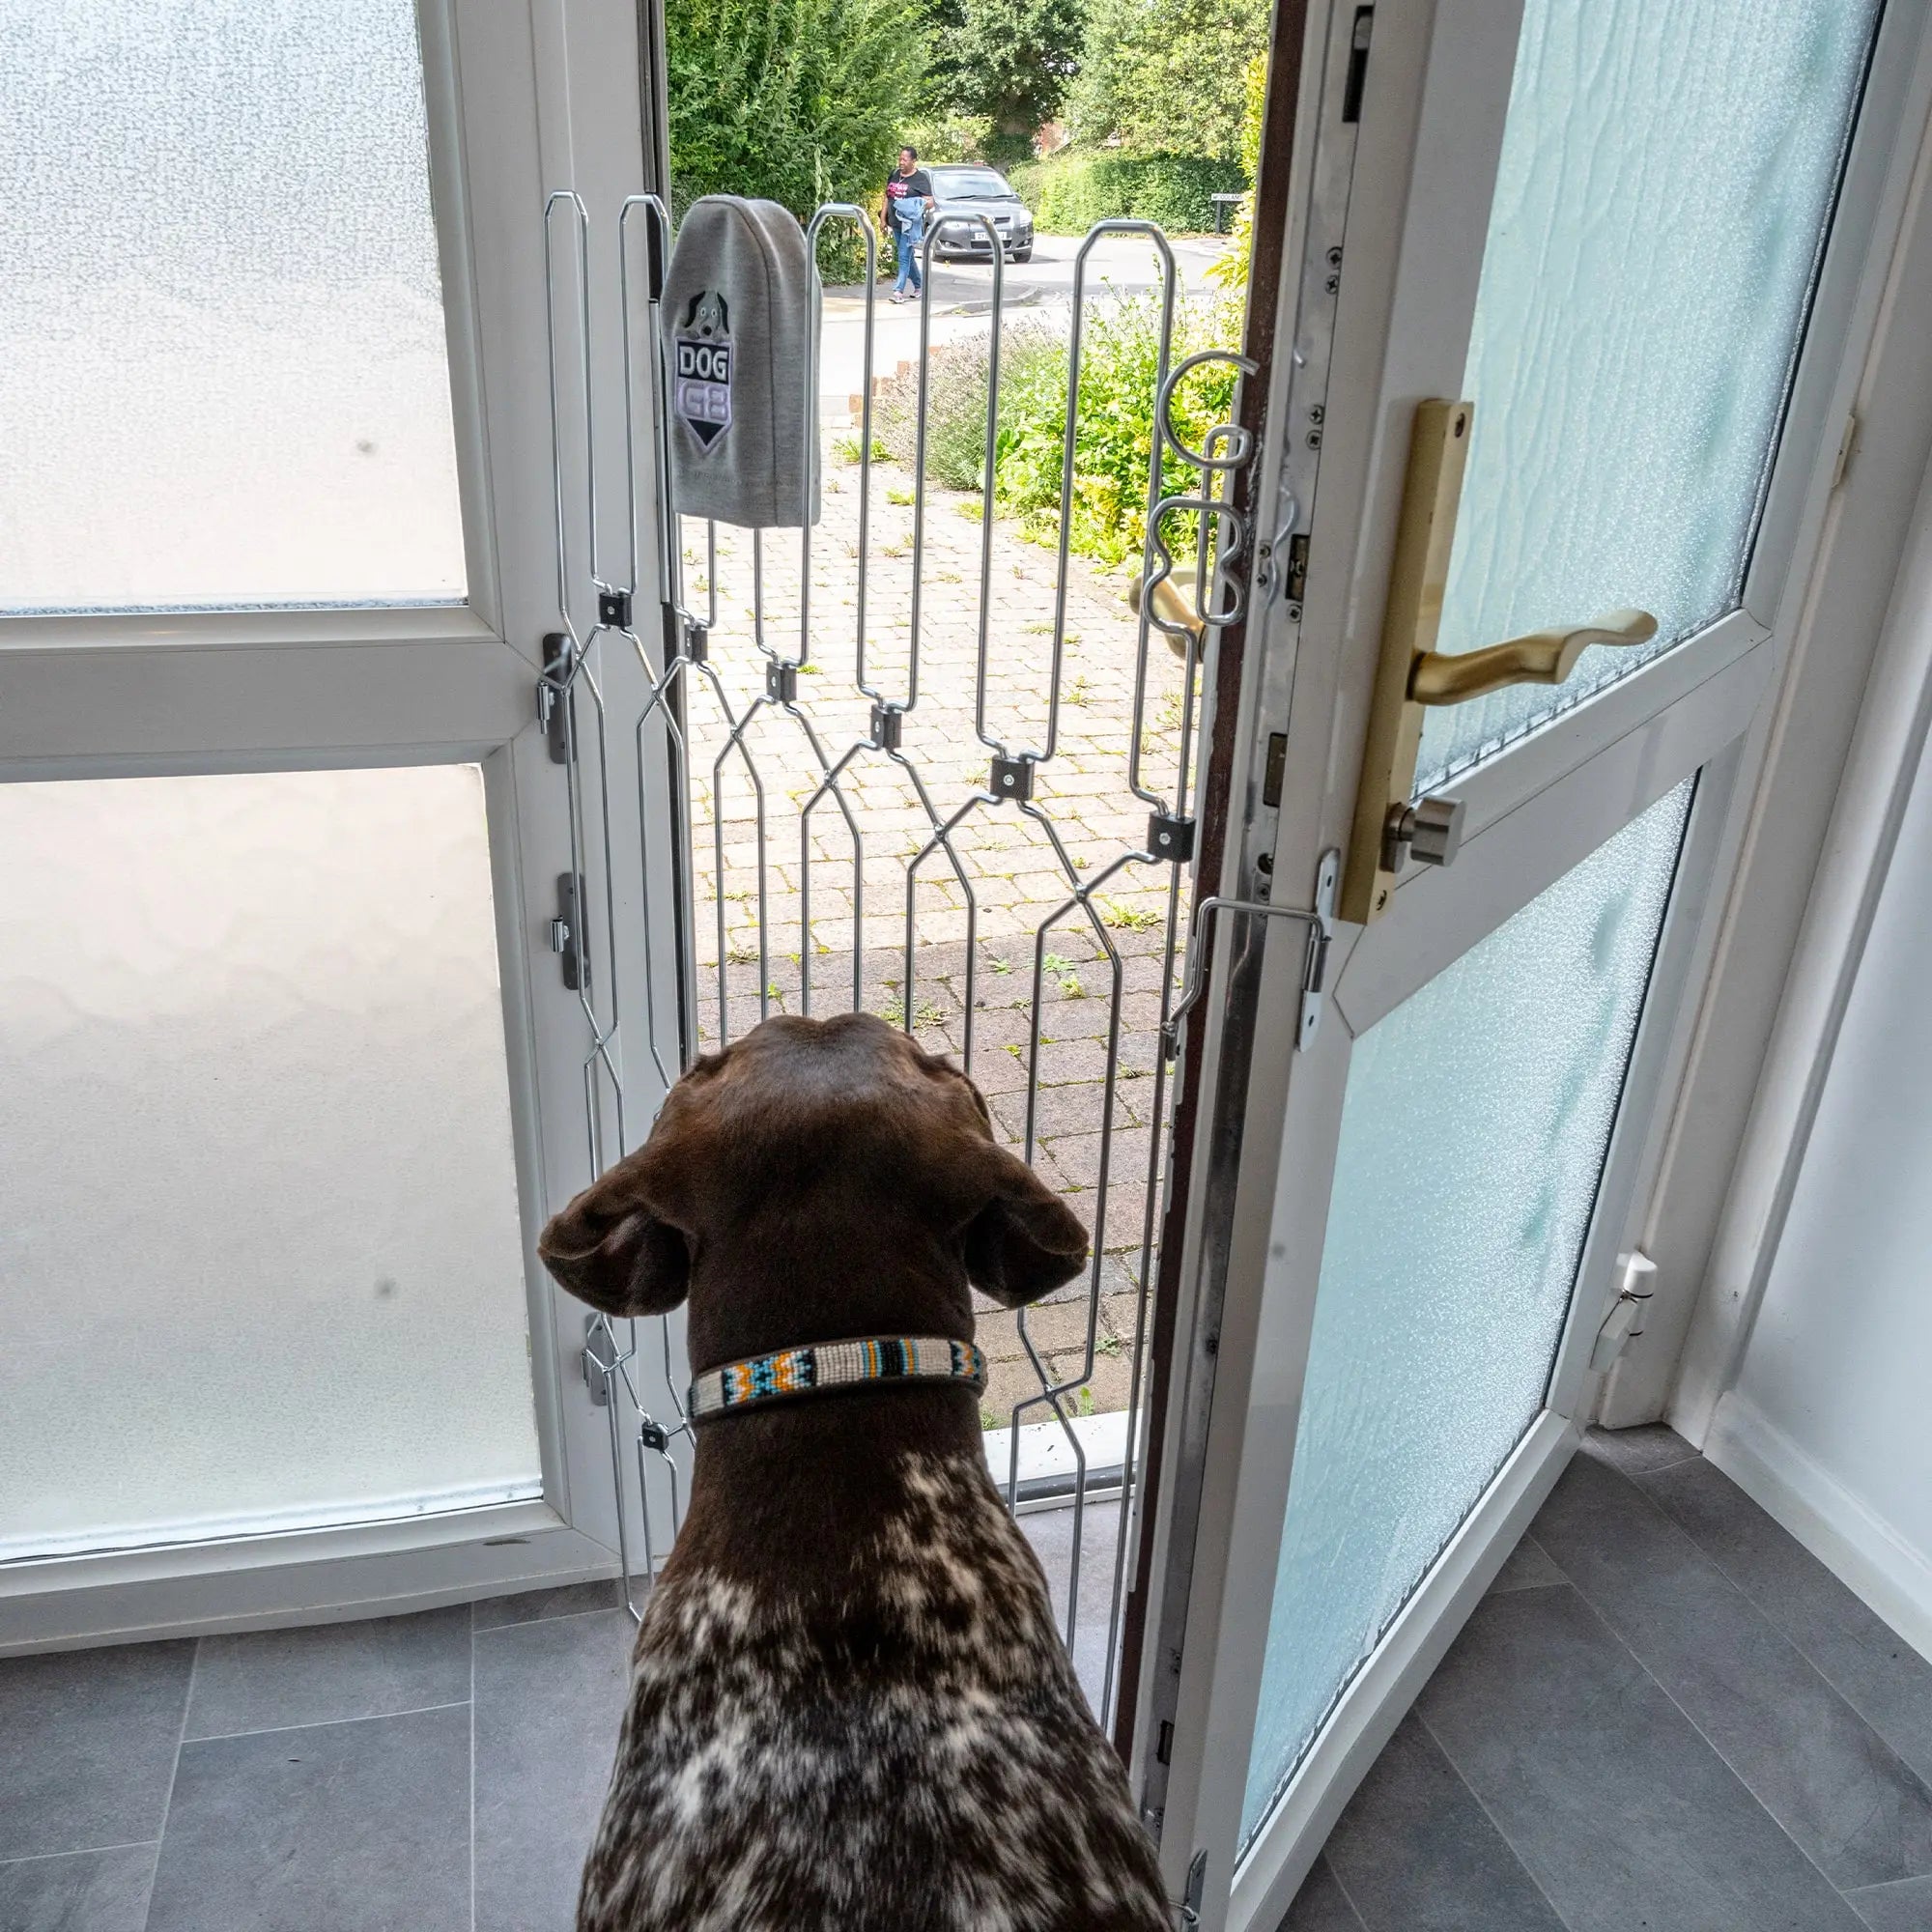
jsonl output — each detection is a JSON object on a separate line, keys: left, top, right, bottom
{"left": 900, "top": 110, "right": 996, "bottom": 163}
{"left": 871, "top": 292, "right": 1245, "bottom": 566}
{"left": 1207, "top": 52, "right": 1268, "bottom": 293}
{"left": 666, "top": 0, "right": 930, "bottom": 272}
{"left": 1009, "top": 151, "right": 1244, "bottom": 234}
{"left": 1065, "top": 0, "right": 1268, "bottom": 161}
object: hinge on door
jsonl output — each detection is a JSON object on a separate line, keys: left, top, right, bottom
{"left": 1340, "top": 6, "right": 1373, "bottom": 123}
{"left": 1589, "top": 1250, "right": 1658, "bottom": 1372}
{"left": 1180, "top": 1850, "right": 1209, "bottom": 1927}
{"left": 1832, "top": 410, "right": 1860, "bottom": 491}
{"left": 550, "top": 872, "right": 589, "bottom": 991}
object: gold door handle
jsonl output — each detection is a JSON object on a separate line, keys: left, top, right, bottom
{"left": 1341, "top": 398, "right": 1657, "bottom": 923}
{"left": 1408, "top": 608, "right": 1658, "bottom": 704}
{"left": 1128, "top": 569, "right": 1208, "bottom": 658}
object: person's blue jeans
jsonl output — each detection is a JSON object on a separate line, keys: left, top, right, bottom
{"left": 893, "top": 221, "right": 923, "bottom": 297}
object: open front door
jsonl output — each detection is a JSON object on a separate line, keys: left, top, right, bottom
{"left": 1127, "top": 0, "right": 1927, "bottom": 1922}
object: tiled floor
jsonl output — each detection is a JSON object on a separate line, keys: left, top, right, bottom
{"left": 1282, "top": 1427, "right": 1932, "bottom": 1932}
{"left": 0, "top": 1512, "right": 1117, "bottom": 1932}
{"left": 9, "top": 1431, "right": 1929, "bottom": 1930}
{"left": 0, "top": 1579, "right": 632, "bottom": 1932}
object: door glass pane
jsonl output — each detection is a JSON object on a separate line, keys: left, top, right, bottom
{"left": 1, "top": 0, "right": 465, "bottom": 614}
{"left": 1238, "top": 781, "right": 1693, "bottom": 1847}
{"left": 1418, "top": 0, "right": 1880, "bottom": 791}
{"left": 0, "top": 766, "right": 539, "bottom": 1559}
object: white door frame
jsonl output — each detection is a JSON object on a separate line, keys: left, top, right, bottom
{"left": 0, "top": 0, "right": 675, "bottom": 1652}
{"left": 1128, "top": 0, "right": 1932, "bottom": 1922}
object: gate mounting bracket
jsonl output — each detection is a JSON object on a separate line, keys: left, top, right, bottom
{"left": 1163, "top": 848, "right": 1340, "bottom": 1058}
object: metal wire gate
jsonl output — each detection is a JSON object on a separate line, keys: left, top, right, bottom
{"left": 538, "top": 189, "right": 1257, "bottom": 1724}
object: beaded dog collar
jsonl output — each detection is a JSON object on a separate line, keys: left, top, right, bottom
{"left": 688, "top": 1335, "right": 987, "bottom": 1422}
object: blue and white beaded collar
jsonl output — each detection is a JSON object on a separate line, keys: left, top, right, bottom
{"left": 688, "top": 1335, "right": 987, "bottom": 1422}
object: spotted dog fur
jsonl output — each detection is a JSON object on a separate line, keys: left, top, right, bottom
{"left": 540, "top": 1012, "right": 1172, "bottom": 1932}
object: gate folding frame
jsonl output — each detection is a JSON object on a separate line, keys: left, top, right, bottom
{"left": 536, "top": 189, "right": 1268, "bottom": 1722}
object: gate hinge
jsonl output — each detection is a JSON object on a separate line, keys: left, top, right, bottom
{"left": 1590, "top": 1250, "right": 1658, "bottom": 1372}
{"left": 1180, "top": 1850, "right": 1209, "bottom": 1927}
{"left": 583, "top": 1313, "right": 628, "bottom": 1406}
{"left": 870, "top": 702, "right": 903, "bottom": 750}
{"left": 597, "top": 587, "right": 633, "bottom": 630}
{"left": 1148, "top": 811, "right": 1195, "bottom": 863}
{"left": 767, "top": 660, "right": 799, "bottom": 703}
{"left": 550, "top": 872, "right": 589, "bottom": 991}
{"left": 683, "top": 618, "right": 710, "bottom": 662}
{"left": 991, "top": 753, "right": 1035, "bottom": 803}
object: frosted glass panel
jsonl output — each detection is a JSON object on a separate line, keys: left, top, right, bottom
{"left": 1239, "top": 782, "right": 1693, "bottom": 1846}
{"left": 0, "top": 0, "right": 465, "bottom": 612}
{"left": 0, "top": 767, "right": 540, "bottom": 1559}
{"left": 1418, "top": 0, "right": 1880, "bottom": 789}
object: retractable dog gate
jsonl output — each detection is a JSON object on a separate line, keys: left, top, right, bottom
{"left": 539, "top": 190, "right": 1256, "bottom": 1721}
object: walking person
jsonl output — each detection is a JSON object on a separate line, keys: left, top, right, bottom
{"left": 885, "top": 146, "right": 935, "bottom": 303}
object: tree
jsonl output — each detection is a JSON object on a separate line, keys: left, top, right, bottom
{"left": 946, "top": 0, "right": 1086, "bottom": 152}
{"left": 666, "top": 0, "right": 931, "bottom": 221}
{"left": 1065, "top": 0, "right": 1267, "bottom": 162}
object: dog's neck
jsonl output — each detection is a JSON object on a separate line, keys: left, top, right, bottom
{"left": 666, "top": 1378, "right": 995, "bottom": 1596}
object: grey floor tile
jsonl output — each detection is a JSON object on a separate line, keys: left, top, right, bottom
{"left": 185, "top": 1604, "right": 470, "bottom": 1739}
{"left": 0, "top": 1641, "right": 193, "bottom": 1861}
{"left": 1278, "top": 1855, "right": 1367, "bottom": 1931}
{"left": 1536, "top": 1452, "right": 1932, "bottom": 1889}
{"left": 1584, "top": 1421, "right": 1699, "bottom": 1473}
{"left": 1320, "top": 1714, "right": 1564, "bottom": 1931}
{"left": 1849, "top": 1875, "right": 1932, "bottom": 1930}
{"left": 1639, "top": 1454, "right": 1932, "bottom": 1789}
{"left": 1417, "top": 1583, "right": 1866, "bottom": 1932}
{"left": 1489, "top": 1532, "right": 1566, "bottom": 1596}
{"left": 0, "top": 1843, "right": 157, "bottom": 1932}
{"left": 1020, "top": 1497, "right": 1122, "bottom": 1712}
{"left": 474, "top": 1606, "right": 634, "bottom": 1932}
{"left": 471, "top": 1578, "right": 625, "bottom": 1630}
{"left": 145, "top": 1704, "right": 469, "bottom": 1932}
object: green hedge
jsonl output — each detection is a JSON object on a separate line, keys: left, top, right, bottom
{"left": 1008, "top": 151, "right": 1245, "bottom": 234}
{"left": 869, "top": 291, "right": 1243, "bottom": 566}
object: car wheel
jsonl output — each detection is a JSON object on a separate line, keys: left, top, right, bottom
{"left": 1013, "top": 245, "right": 1033, "bottom": 262}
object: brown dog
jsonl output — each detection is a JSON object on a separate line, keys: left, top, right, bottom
{"left": 539, "top": 1011, "right": 1172, "bottom": 1932}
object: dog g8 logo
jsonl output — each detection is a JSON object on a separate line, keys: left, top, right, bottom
{"left": 674, "top": 290, "right": 733, "bottom": 449}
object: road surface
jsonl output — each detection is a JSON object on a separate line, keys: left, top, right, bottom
{"left": 818, "top": 230, "right": 1236, "bottom": 409}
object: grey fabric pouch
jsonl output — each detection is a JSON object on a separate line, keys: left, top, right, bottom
{"left": 661, "top": 196, "right": 820, "bottom": 529}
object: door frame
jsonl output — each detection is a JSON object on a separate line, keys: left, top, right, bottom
{"left": 0, "top": 0, "right": 675, "bottom": 1651}
{"left": 1126, "top": 0, "right": 1932, "bottom": 1920}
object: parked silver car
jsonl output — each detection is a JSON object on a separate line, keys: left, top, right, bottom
{"left": 926, "top": 165, "right": 1036, "bottom": 263}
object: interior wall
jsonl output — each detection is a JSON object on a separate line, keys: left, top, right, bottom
{"left": 1703, "top": 652, "right": 1932, "bottom": 1660}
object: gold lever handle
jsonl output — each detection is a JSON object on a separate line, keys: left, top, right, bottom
{"left": 1342, "top": 398, "right": 1659, "bottom": 923}
{"left": 1408, "top": 609, "right": 1658, "bottom": 705}
{"left": 1129, "top": 569, "right": 1208, "bottom": 658}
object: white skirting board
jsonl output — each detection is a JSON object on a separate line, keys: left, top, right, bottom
{"left": 1703, "top": 1390, "right": 1932, "bottom": 1669}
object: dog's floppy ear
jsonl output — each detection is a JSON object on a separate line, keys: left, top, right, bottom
{"left": 538, "top": 1142, "right": 691, "bottom": 1318}
{"left": 962, "top": 1139, "right": 1091, "bottom": 1307}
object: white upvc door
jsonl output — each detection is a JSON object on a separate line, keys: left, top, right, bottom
{"left": 0, "top": 0, "right": 674, "bottom": 1649}
{"left": 1130, "top": 0, "right": 1932, "bottom": 1923}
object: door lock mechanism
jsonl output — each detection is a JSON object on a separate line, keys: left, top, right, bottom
{"left": 1381, "top": 792, "right": 1464, "bottom": 874}
{"left": 1341, "top": 397, "right": 1657, "bottom": 923}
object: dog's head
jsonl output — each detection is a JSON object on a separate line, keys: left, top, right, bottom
{"left": 536, "top": 1012, "right": 1087, "bottom": 1364}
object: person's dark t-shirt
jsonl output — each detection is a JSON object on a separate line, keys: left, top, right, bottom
{"left": 885, "top": 168, "right": 933, "bottom": 232}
